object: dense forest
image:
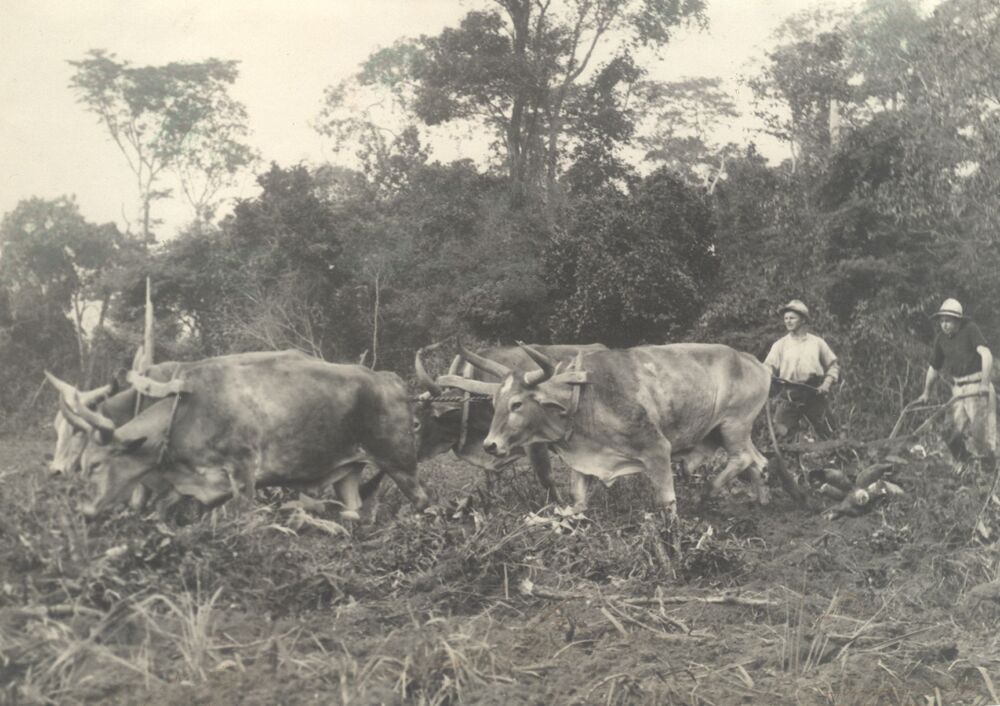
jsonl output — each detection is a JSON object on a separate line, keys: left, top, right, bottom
{"left": 3, "top": 0, "right": 999, "bottom": 437}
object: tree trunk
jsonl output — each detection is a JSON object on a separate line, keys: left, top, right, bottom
{"left": 82, "top": 294, "right": 110, "bottom": 388}
{"left": 370, "top": 269, "right": 381, "bottom": 370}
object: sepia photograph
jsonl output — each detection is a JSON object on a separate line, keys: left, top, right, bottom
{"left": 2, "top": 0, "right": 999, "bottom": 703}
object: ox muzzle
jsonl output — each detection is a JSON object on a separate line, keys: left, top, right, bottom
{"left": 483, "top": 434, "right": 512, "bottom": 458}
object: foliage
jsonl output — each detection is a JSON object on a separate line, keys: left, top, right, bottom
{"left": 545, "top": 169, "right": 717, "bottom": 346}
{"left": 68, "top": 50, "right": 255, "bottom": 238}
{"left": 636, "top": 77, "right": 739, "bottom": 190}
{"left": 324, "top": 0, "right": 706, "bottom": 203}
{"left": 0, "top": 198, "right": 128, "bottom": 415}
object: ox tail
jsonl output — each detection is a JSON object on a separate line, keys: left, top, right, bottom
{"left": 764, "top": 397, "right": 807, "bottom": 506}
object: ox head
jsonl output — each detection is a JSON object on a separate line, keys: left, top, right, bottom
{"left": 413, "top": 346, "right": 527, "bottom": 469}
{"left": 48, "top": 381, "right": 117, "bottom": 474}
{"left": 412, "top": 345, "right": 480, "bottom": 461}
{"left": 434, "top": 343, "right": 582, "bottom": 459}
{"left": 45, "top": 370, "right": 181, "bottom": 519}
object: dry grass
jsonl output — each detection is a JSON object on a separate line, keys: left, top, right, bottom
{"left": 3, "top": 435, "right": 1000, "bottom": 705}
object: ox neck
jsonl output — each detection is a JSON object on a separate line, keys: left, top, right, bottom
{"left": 547, "top": 361, "right": 589, "bottom": 445}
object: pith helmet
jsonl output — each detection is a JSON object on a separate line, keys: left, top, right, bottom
{"left": 778, "top": 299, "right": 810, "bottom": 319}
{"left": 931, "top": 298, "right": 964, "bottom": 319}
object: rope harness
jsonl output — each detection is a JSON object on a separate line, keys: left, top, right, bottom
{"left": 412, "top": 394, "right": 492, "bottom": 403}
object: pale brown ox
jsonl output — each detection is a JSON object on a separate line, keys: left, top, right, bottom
{"left": 438, "top": 343, "right": 796, "bottom": 518}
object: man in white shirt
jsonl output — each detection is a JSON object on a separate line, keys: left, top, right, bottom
{"left": 764, "top": 299, "right": 841, "bottom": 440}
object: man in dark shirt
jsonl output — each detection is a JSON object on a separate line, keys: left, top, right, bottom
{"left": 915, "top": 298, "right": 996, "bottom": 470}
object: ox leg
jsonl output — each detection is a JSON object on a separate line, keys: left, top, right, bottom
{"left": 709, "top": 423, "right": 767, "bottom": 504}
{"left": 639, "top": 436, "right": 682, "bottom": 559}
{"left": 527, "top": 443, "right": 561, "bottom": 505}
{"left": 335, "top": 470, "right": 363, "bottom": 522}
{"left": 359, "top": 469, "right": 385, "bottom": 522}
{"left": 154, "top": 488, "right": 184, "bottom": 520}
{"left": 128, "top": 484, "right": 150, "bottom": 513}
{"left": 641, "top": 438, "right": 677, "bottom": 521}
{"left": 381, "top": 466, "right": 431, "bottom": 511}
{"left": 569, "top": 471, "right": 594, "bottom": 513}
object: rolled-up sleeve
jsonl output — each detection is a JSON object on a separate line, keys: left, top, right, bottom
{"left": 764, "top": 340, "right": 782, "bottom": 375}
{"left": 819, "top": 339, "right": 839, "bottom": 382}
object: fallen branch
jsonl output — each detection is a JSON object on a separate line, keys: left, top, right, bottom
{"left": 4, "top": 604, "right": 105, "bottom": 620}
{"left": 604, "top": 601, "right": 715, "bottom": 640}
{"left": 519, "top": 579, "right": 778, "bottom": 607}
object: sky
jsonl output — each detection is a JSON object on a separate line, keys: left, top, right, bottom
{"left": 0, "top": 0, "right": 919, "bottom": 238}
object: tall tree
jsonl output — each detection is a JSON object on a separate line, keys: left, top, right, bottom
{"left": 636, "top": 77, "right": 740, "bottom": 191}
{"left": 68, "top": 50, "right": 255, "bottom": 240}
{"left": 320, "top": 0, "right": 705, "bottom": 204}
{"left": 748, "top": 9, "right": 851, "bottom": 171}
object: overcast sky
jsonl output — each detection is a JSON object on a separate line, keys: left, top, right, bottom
{"left": 0, "top": 0, "right": 926, "bottom": 237}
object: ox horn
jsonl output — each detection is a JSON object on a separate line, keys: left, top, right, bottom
{"left": 57, "top": 396, "right": 93, "bottom": 435}
{"left": 517, "top": 342, "right": 556, "bottom": 386}
{"left": 45, "top": 371, "right": 117, "bottom": 441}
{"left": 447, "top": 354, "right": 463, "bottom": 376}
{"left": 457, "top": 342, "right": 512, "bottom": 380}
{"left": 434, "top": 375, "right": 500, "bottom": 397}
{"left": 414, "top": 345, "right": 443, "bottom": 397}
{"left": 79, "top": 383, "right": 114, "bottom": 407}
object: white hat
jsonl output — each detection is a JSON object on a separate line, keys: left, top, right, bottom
{"left": 778, "top": 299, "right": 810, "bottom": 319}
{"left": 931, "top": 298, "right": 964, "bottom": 319}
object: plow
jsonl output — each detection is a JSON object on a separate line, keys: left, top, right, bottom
{"left": 764, "top": 381, "right": 995, "bottom": 519}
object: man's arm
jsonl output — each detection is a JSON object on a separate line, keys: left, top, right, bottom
{"left": 977, "top": 345, "right": 993, "bottom": 391}
{"left": 916, "top": 365, "right": 939, "bottom": 404}
{"left": 763, "top": 339, "right": 783, "bottom": 378}
{"left": 817, "top": 339, "right": 839, "bottom": 394}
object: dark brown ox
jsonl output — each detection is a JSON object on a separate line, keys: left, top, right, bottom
{"left": 440, "top": 343, "right": 791, "bottom": 519}
{"left": 413, "top": 343, "right": 606, "bottom": 502}
{"left": 49, "top": 351, "right": 430, "bottom": 520}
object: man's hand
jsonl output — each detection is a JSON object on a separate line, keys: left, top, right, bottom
{"left": 817, "top": 379, "right": 832, "bottom": 395}
{"left": 914, "top": 391, "right": 930, "bottom": 405}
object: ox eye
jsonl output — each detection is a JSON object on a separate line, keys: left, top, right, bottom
{"left": 510, "top": 400, "right": 523, "bottom": 412}
{"left": 412, "top": 419, "right": 422, "bottom": 431}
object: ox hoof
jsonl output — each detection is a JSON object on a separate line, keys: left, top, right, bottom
{"left": 757, "top": 486, "right": 771, "bottom": 506}
{"left": 340, "top": 510, "right": 361, "bottom": 522}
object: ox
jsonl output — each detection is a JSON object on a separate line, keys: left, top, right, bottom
{"left": 413, "top": 343, "right": 606, "bottom": 502}
{"left": 48, "top": 351, "right": 430, "bottom": 520}
{"left": 437, "top": 343, "right": 796, "bottom": 519}
{"left": 49, "top": 361, "right": 188, "bottom": 474}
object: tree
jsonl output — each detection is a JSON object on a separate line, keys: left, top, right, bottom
{"left": 322, "top": 0, "right": 706, "bottom": 204}
{"left": 544, "top": 168, "right": 717, "bottom": 346}
{"left": 748, "top": 9, "right": 851, "bottom": 171}
{"left": 68, "top": 50, "right": 255, "bottom": 240}
{"left": 163, "top": 164, "right": 366, "bottom": 361}
{"left": 636, "top": 77, "right": 740, "bottom": 191}
{"left": 0, "top": 197, "right": 127, "bottom": 386}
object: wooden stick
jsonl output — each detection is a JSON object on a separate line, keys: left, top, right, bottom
{"left": 519, "top": 580, "right": 778, "bottom": 607}
{"left": 774, "top": 391, "right": 987, "bottom": 455}
{"left": 888, "top": 400, "right": 919, "bottom": 440}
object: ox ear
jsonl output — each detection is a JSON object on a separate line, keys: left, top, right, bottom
{"left": 126, "top": 370, "right": 189, "bottom": 397}
{"left": 535, "top": 394, "right": 569, "bottom": 416}
{"left": 118, "top": 436, "right": 147, "bottom": 453}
